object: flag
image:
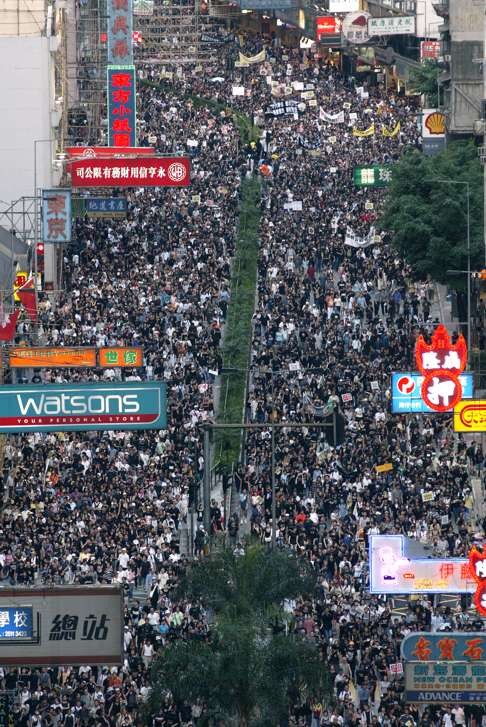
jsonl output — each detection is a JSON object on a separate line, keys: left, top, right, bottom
{"left": 17, "top": 279, "right": 38, "bottom": 322}
{"left": 352, "top": 124, "right": 375, "bottom": 138}
{"left": 0, "top": 309, "right": 20, "bottom": 341}
{"left": 381, "top": 121, "right": 400, "bottom": 137}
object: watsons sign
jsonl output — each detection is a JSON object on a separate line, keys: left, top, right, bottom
{"left": 0, "top": 383, "right": 166, "bottom": 433}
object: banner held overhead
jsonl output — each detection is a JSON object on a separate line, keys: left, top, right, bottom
{"left": 0, "top": 382, "right": 167, "bottom": 433}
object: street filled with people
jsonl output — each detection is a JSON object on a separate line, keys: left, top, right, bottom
{"left": 1, "top": 26, "right": 485, "bottom": 727}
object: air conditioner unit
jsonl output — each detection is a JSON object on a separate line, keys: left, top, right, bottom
{"left": 443, "top": 54, "right": 451, "bottom": 62}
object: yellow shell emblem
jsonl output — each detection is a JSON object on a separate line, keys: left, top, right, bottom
{"left": 425, "top": 111, "right": 446, "bottom": 135}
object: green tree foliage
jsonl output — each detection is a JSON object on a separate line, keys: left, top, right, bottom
{"left": 409, "top": 59, "right": 440, "bottom": 106}
{"left": 380, "top": 140, "right": 483, "bottom": 289}
{"left": 148, "top": 547, "right": 328, "bottom": 727}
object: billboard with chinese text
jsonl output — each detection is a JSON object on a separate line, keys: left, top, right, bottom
{"left": 70, "top": 157, "right": 190, "bottom": 188}
{"left": 42, "top": 189, "right": 72, "bottom": 243}
{"left": 107, "top": 0, "right": 133, "bottom": 65}
{"left": 0, "top": 587, "right": 122, "bottom": 665}
{"left": 0, "top": 606, "right": 34, "bottom": 640}
{"left": 454, "top": 400, "right": 486, "bottom": 432}
{"left": 353, "top": 166, "right": 392, "bottom": 188}
{"left": 369, "top": 534, "right": 474, "bottom": 594}
{"left": 107, "top": 66, "right": 136, "bottom": 148}
{"left": 391, "top": 372, "right": 473, "bottom": 414}
{"left": 0, "top": 382, "right": 166, "bottom": 433}
{"left": 9, "top": 347, "right": 97, "bottom": 368}
{"left": 99, "top": 347, "right": 143, "bottom": 367}
{"left": 85, "top": 198, "right": 128, "bottom": 217}
{"left": 405, "top": 662, "right": 486, "bottom": 704}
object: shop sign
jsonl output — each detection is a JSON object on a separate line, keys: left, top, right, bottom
{"left": 13, "top": 271, "right": 28, "bottom": 302}
{"left": 420, "top": 41, "right": 440, "bottom": 60}
{"left": 107, "top": 0, "right": 133, "bottom": 65}
{"left": 0, "top": 606, "right": 34, "bottom": 640}
{"left": 391, "top": 372, "right": 473, "bottom": 413}
{"left": 369, "top": 534, "right": 474, "bottom": 595}
{"left": 42, "top": 189, "right": 72, "bottom": 243}
{"left": 342, "top": 11, "right": 371, "bottom": 45}
{"left": 453, "top": 400, "right": 486, "bottom": 432}
{"left": 107, "top": 65, "right": 136, "bottom": 148}
{"left": 405, "top": 662, "right": 486, "bottom": 704}
{"left": 70, "top": 157, "right": 190, "bottom": 188}
{"left": 402, "top": 633, "right": 486, "bottom": 662}
{"left": 99, "top": 347, "right": 143, "bottom": 367}
{"left": 368, "top": 16, "right": 415, "bottom": 36}
{"left": 0, "top": 382, "right": 166, "bottom": 432}
{"left": 316, "top": 16, "right": 341, "bottom": 40}
{"left": 415, "top": 324, "right": 468, "bottom": 411}
{"left": 85, "top": 197, "right": 128, "bottom": 217}
{"left": 353, "top": 165, "right": 392, "bottom": 187}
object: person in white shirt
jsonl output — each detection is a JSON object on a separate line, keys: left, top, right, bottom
{"left": 451, "top": 705, "right": 465, "bottom": 725}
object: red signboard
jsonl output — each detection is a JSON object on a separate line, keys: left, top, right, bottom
{"left": 468, "top": 547, "right": 486, "bottom": 617}
{"left": 316, "top": 16, "right": 342, "bottom": 40}
{"left": 415, "top": 324, "right": 467, "bottom": 412}
{"left": 107, "top": 66, "right": 136, "bottom": 147}
{"left": 70, "top": 157, "right": 190, "bottom": 188}
{"left": 66, "top": 147, "right": 155, "bottom": 159}
{"left": 420, "top": 40, "right": 440, "bottom": 60}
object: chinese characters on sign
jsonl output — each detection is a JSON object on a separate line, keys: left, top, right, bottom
{"left": 99, "top": 347, "right": 143, "bottom": 367}
{"left": 453, "top": 400, "right": 486, "bottom": 432}
{"left": 42, "top": 189, "right": 72, "bottom": 243}
{"left": 415, "top": 324, "right": 468, "bottom": 412}
{"left": 353, "top": 166, "right": 393, "bottom": 188}
{"left": 420, "top": 41, "right": 440, "bottom": 60}
{"left": 391, "top": 372, "right": 473, "bottom": 414}
{"left": 368, "top": 16, "right": 415, "bottom": 36}
{"left": 85, "top": 197, "right": 128, "bottom": 217}
{"left": 0, "top": 606, "right": 34, "bottom": 639}
{"left": 107, "top": 0, "right": 133, "bottom": 65}
{"left": 468, "top": 547, "right": 486, "bottom": 616}
{"left": 402, "top": 633, "right": 486, "bottom": 663}
{"left": 315, "top": 16, "right": 342, "bottom": 40}
{"left": 342, "top": 12, "right": 371, "bottom": 45}
{"left": 107, "top": 66, "right": 136, "bottom": 147}
{"left": 49, "top": 613, "right": 110, "bottom": 641}
{"left": 9, "top": 347, "right": 97, "bottom": 368}
{"left": 70, "top": 157, "right": 190, "bottom": 188}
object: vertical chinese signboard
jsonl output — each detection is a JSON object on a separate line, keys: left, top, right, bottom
{"left": 107, "top": 0, "right": 133, "bottom": 65}
{"left": 107, "top": 65, "right": 136, "bottom": 148}
{"left": 0, "top": 586, "right": 122, "bottom": 665}
{"left": 42, "top": 189, "right": 72, "bottom": 243}
{"left": 415, "top": 324, "right": 468, "bottom": 411}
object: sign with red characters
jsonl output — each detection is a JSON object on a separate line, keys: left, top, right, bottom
{"left": 468, "top": 547, "right": 486, "bottom": 617}
{"left": 415, "top": 324, "right": 468, "bottom": 412}
{"left": 66, "top": 147, "right": 155, "bottom": 159}
{"left": 316, "top": 16, "right": 342, "bottom": 40}
{"left": 107, "top": 66, "right": 136, "bottom": 147}
{"left": 70, "top": 157, "right": 190, "bottom": 188}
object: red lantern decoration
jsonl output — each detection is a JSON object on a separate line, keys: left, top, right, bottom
{"left": 414, "top": 324, "right": 467, "bottom": 412}
{"left": 468, "top": 546, "right": 486, "bottom": 616}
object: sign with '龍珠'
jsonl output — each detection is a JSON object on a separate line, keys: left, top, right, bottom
{"left": 353, "top": 166, "right": 393, "bottom": 188}
{"left": 0, "top": 382, "right": 166, "bottom": 433}
{"left": 0, "top": 587, "right": 122, "bottom": 665}
{"left": 0, "top": 606, "right": 34, "bottom": 640}
{"left": 107, "top": 66, "right": 136, "bottom": 148}
{"left": 42, "top": 189, "right": 72, "bottom": 243}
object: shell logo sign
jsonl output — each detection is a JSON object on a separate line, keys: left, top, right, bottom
{"left": 422, "top": 109, "right": 446, "bottom": 138}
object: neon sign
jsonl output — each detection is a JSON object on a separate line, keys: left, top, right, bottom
{"left": 468, "top": 547, "right": 486, "bottom": 616}
{"left": 415, "top": 324, "right": 468, "bottom": 412}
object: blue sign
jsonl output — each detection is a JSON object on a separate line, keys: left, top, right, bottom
{"left": 0, "top": 607, "right": 34, "bottom": 640}
{"left": 391, "top": 371, "right": 473, "bottom": 413}
{"left": 402, "top": 633, "right": 486, "bottom": 662}
{"left": 85, "top": 197, "right": 128, "bottom": 216}
{"left": 0, "top": 382, "right": 166, "bottom": 433}
{"left": 107, "top": 65, "right": 136, "bottom": 147}
{"left": 107, "top": 0, "right": 133, "bottom": 65}
{"left": 42, "top": 189, "right": 72, "bottom": 243}
{"left": 405, "top": 690, "right": 486, "bottom": 704}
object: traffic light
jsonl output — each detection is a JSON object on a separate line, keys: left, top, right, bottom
{"left": 36, "top": 242, "right": 44, "bottom": 273}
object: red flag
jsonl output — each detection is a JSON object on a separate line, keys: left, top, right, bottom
{"left": 17, "top": 279, "right": 38, "bottom": 322}
{"left": 0, "top": 309, "right": 20, "bottom": 341}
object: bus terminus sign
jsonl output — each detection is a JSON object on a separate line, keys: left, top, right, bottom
{"left": 0, "top": 382, "right": 167, "bottom": 432}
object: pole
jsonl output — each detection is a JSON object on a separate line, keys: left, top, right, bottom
{"left": 271, "top": 426, "right": 276, "bottom": 549}
{"left": 466, "top": 184, "right": 472, "bottom": 359}
{"left": 484, "top": 3, "right": 486, "bottom": 265}
{"left": 203, "top": 426, "right": 211, "bottom": 533}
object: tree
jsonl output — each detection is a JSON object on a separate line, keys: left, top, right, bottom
{"left": 380, "top": 140, "right": 483, "bottom": 289}
{"left": 408, "top": 59, "right": 440, "bottom": 106}
{"left": 148, "top": 547, "right": 329, "bottom": 727}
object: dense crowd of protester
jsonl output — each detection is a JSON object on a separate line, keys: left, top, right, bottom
{"left": 1, "top": 25, "right": 484, "bottom": 727}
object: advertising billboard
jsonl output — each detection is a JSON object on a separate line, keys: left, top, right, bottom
{"left": 107, "top": 66, "right": 136, "bottom": 148}
{"left": 0, "top": 587, "right": 122, "bottom": 665}
{"left": 85, "top": 198, "right": 128, "bottom": 218}
{"left": 42, "top": 189, "right": 72, "bottom": 243}
{"left": 0, "top": 606, "right": 34, "bottom": 640}
{"left": 391, "top": 372, "right": 473, "bottom": 413}
{"left": 99, "top": 347, "right": 143, "bottom": 367}
{"left": 454, "top": 400, "right": 486, "bottom": 432}
{"left": 316, "top": 16, "right": 342, "bottom": 39}
{"left": 9, "top": 347, "right": 97, "bottom": 368}
{"left": 369, "top": 534, "right": 474, "bottom": 595}
{"left": 353, "top": 166, "right": 392, "bottom": 188}
{"left": 0, "top": 382, "right": 166, "bottom": 433}
{"left": 422, "top": 109, "right": 446, "bottom": 156}
{"left": 402, "top": 632, "right": 486, "bottom": 662}
{"left": 405, "top": 663, "right": 486, "bottom": 704}
{"left": 420, "top": 40, "right": 440, "bottom": 60}
{"left": 71, "top": 157, "right": 190, "bottom": 188}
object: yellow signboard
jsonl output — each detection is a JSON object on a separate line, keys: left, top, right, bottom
{"left": 454, "top": 400, "right": 486, "bottom": 432}
{"left": 13, "top": 271, "right": 28, "bottom": 302}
